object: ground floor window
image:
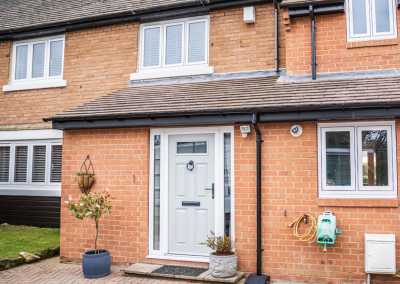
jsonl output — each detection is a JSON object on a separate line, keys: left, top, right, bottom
{"left": 318, "top": 121, "right": 397, "bottom": 198}
{"left": 0, "top": 130, "right": 63, "bottom": 196}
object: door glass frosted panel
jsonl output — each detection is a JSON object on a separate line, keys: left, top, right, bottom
{"left": 188, "top": 21, "right": 206, "bottom": 63}
{"left": 326, "top": 132, "right": 351, "bottom": 186}
{"left": 224, "top": 133, "right": 231, "bottom": 237}
{"left": 352, "top": 0, "right": 368, "bottom": 35}
{"left": 14, "top": 146, "right": 28, "bottom": 182}
{"left": 165, "top": 24, "right": 183, "bottom": 65}
{"left": 153, "top": 135, "right": 161, "bottom": 250}
{"left": 15, "top": 45, "right": 28, "bottom": 80}
{"left": 177, "top": 142, "right": 207, "bottom": 154}
{"left": 49, "top": 40, "right": 63, "bottom": 77}
{"left": 375, "top": 0, "right": 391, "bottom": 33}
{"left": 32, "top": 145, "right": 46, "bottom": 183}
{"left": 362, "top": 130, "right": 388, "bottom": 186}
{"left": 0, "top": 146, "right": 10, "bottom": 182}
{"left": 32, "top": 43, "right": 45, "bottom": 78}
{"left": 143, "top": 27, "right": 160, "bottom": 67}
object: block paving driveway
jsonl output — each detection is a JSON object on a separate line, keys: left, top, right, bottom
{"left": 0, "top": 257, "right": 207, "bottom": 284}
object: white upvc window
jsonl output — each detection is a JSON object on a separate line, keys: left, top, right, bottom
{"left": 5, "top": 35, "right": 66, "bottom": 91}
{"left": 0, "top": 140, "right": 62, "bottom": 188}
{"left": 133, "top": 16, "right": 213, "bottom": 81}
{"left": 318, "top": 122, "right": 397, "bottom": 198}
{"left": 347, "top": 0, "right": 397, "bottom": 42}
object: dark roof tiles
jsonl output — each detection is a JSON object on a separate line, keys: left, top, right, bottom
{"left": 50, "top": 75, "right": 400, "bottom": 119}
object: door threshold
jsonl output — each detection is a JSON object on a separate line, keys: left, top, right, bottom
{"left": 146, "top": 253, "right": 209, "bottom": 263}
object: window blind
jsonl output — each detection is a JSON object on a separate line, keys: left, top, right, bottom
{"left": 143, "top": 27, "right": 161, "bottom": 67}
{"left": 0, "top": 146, "right": 10, "bottom": 182}
{"left": 32, "top": 145, "right": 46, "bottom": 183}
{"left": 15, "top": 45, "right": 28, "bottom": 80}
{"left": 188, "top": 21, "right": 206, "bottom": 63}
{"left": 165, "top": 24, "right": 183, "bottom": 65}
{"left": 50, "top": 145, "right": 62, "bottom": 183}
{"left": 32, "top": 42, "right": 46, "bottom": 78}
{"left": 14, "top": 146, "right": 28, "bottom": 182}
{"left": 49, "top": 40, "right": 63, "bottom": 77}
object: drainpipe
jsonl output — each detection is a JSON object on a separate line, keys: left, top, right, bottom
{"left": 274, "top": 0, "right": 279, "bottom": 72}
{"left": 309, "top": 5, "right": 316, "bottom": 80}
{"left": 245, "top": 113, "right": 270, "bottom": 284}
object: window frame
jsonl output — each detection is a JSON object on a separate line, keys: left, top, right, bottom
{"left": 0, "top": 140, "right": 62, "bottom": 189}
{"left": 318, "top": 121, "right": 397, "bottom": 198}
{"left": 11, "top": 35, "right": 65, "bottom": 85}
{"left": 139, "top": 16, "right": 210, "bottom": 73}
{"left": 346, "top": 0, "right": 397, "bottom": 42}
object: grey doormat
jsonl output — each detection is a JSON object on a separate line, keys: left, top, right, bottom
{"left": 151, "top": 265, "right": 208, "bottom": 277}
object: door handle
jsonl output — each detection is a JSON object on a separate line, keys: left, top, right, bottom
{"left": 205, "top": 183, "right": 214, "bottom": 199}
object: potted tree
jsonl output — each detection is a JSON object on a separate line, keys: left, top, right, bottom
{"left": 202, "top": 231, "right": 237, "bottom": 278}
{"left": 65, "top": 189, "right": 113, "bottom": 279}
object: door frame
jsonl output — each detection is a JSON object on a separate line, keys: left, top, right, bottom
{"left": 147, "top": 126, "right": 235, "bottom": 263}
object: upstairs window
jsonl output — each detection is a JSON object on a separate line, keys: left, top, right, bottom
{"left": 12, "top": 36, "right": 65, "bottom": 84}
{"left": 139, "top": 16, "right": 209, "bottom": 72}
{"left": 318, "top": 122, "right": 397, "bottom": 198}
{"left": 347, "top": 0, "right": 397, "bottom": 41}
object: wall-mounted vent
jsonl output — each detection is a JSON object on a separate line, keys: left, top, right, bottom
{"left": 365, "top": 234, "right": 396, "bottom": 274}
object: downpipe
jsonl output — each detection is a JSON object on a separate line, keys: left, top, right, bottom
{"left": 245, "top": 113, "right": 270, "bottom": 284}
{"left": 274, "top": 0, "right": 279, "bottom": 72}
{"left": 310, "top": 5, "right": 317, "bottom": 80}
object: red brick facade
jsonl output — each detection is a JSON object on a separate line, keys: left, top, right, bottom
{"left": 285, "top": 11, "right": 400, "bottom": 76}
{"left": 60, "top": 121, "right": 400, "bottom": 283}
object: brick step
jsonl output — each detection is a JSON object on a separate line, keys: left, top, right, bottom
{"left": 122, "top": 263, "right": 245, "bottom": 283}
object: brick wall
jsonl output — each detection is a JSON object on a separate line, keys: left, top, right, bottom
{"left": 210, "top": 4, "right": 286, "bottom": 73}
{"left": 61, "top": 121, "right": 400, "bottom": 283}
{"left": 0, "top": 23, "right": 138, "bottom": 127}
{"left": 0, "top": 4, "right": 283, "bottom": 128}
{"left": 285, "top": 11, "right": 400, "bottom": 76}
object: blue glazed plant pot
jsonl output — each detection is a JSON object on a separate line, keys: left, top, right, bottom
{"left": 82, "top": 249, "right": 111, "bottom": 279}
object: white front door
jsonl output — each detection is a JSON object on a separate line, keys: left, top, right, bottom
{"left": 168, "top": 133, "right": 215, "bottom": 256}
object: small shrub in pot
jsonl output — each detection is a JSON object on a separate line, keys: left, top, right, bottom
{"left": 202, "top": 231, "right": 237, "bottom": 278}
{"left": 65, "top": 189, "right": 113, "bottom": 279}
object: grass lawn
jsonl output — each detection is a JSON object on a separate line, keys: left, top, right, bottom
{"left": 0, "top": 225, "right": 60, "bottom": 259}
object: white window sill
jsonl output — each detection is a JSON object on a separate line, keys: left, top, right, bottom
{"left": 146, "top": 254, "right": 209, "bottom": 263}
{"left": 319, "top": 194, "right": 398, "bottom": 199}
{"left": 0, "top": 187, "right": 61, "bottom": 197}
{"left": 130, "top": 66, "right": 214, "bottom": 81}
{"left": 3, "top": 80, "right": 67, "bottom": 92}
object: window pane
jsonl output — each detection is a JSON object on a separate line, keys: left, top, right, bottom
{"left": 177, "top": 142, "right": 207, "bottom": 153}
{"left": 15, "top": 45, "right": 28, "bottom": 80}
{"left": 352, "top": 0, "right": 368, "bottom": 35}
{"left": 51, "top": 145, "right": 62, "bottom": 183}
{"left": 375, "top": 0, "right": 391, "bottom": 33}
{"left": 194, "top": 142, "right": 207, "bottom": 153}
{"left": 32, "top": 43, "right": 45, "bottom": 78}
{"left": 0, "top": 146, "right": 10, "bottom": 182}
{"left": 326, "top": 132, "right": 351, "bottom": 186}
{"left": 224, "top": 133, "right": 231, "bottom": 237}
{"left": 14, "top": 146, "right": 28, "bottom": 182}
{"left": 143, "top": 27, "right": 160, "bottom": 67}
{"left": 32, "top": 145, "right": 46, "bottom": 183}
{"left": 153, "top": 135, "right": 161, "bottom": 250}
{"left": 188, "top": 21, "right": 206, "bottom": 63}
{"left": 362, "top": 130, "right": 388, "bottom": 186}
{"left": 49, "top": 40, "right": 63, "bottom": 77}
{"left": 165, "top": 24, "right": 183, "bottom": 65}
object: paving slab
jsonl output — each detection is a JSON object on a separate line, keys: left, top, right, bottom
{"left": 123, "top": 263, "right": 245, "bottom": 283}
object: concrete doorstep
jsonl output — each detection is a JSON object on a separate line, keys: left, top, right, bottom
{"left": 122, "top": 263, "right": 245, "bottom": 283}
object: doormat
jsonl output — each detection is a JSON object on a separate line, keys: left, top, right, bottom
{"left": 151, "top": 265, "right": 208, "bottom": 277}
